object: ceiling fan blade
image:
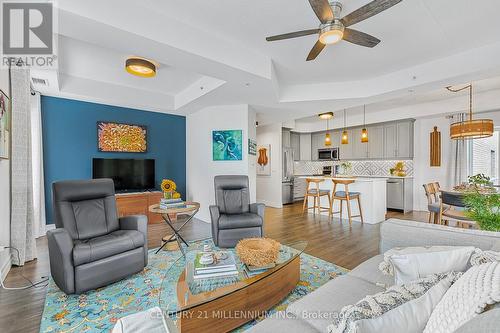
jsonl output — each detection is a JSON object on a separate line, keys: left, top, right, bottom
{"left": 342, "top": 0, "right": 402, "bottom": 27}
{"left": 343, "top": 28, "right": 380, "bottom": 48}
{"left": 266, "top": 29, "right": 320, "bottom": 42}
{"left": 306, "top": 40, "right": 326, "bottom": 61}
{"left": 308, "top": 0, "right": 334, "bottom": 23}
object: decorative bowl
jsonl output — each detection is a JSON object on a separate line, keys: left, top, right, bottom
{"left": 235, "top": 238, "right": 281, "bottom": 267}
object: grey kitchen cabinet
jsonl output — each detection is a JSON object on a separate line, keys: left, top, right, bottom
{"left": 384, "top": 120, "right": 414, "bottom": 159}
{"left": 368, "top": 125, "right": 384, "bottom": 159}
{"left": 290, "top": 132, "right": 300, "bottom": 161}
{"left": 396, "top": 121, "right": 414, "bottom": 158}
{"left": 352, "top": 127, "right": 368, "bottom": 159}
{"left": 299, "top": 133, "right": 312, "bottom": 160}
{"left": 339, "top": 129, "right": 354, "bottom": 160}
{"left": 293, "top": 177, "right": 307, "bottom": 201}
{"left": 311, "top": 132, "right": 324, "bottom": 160}
{"left": 384, "top": 123, "right": 398, "bottom": 158}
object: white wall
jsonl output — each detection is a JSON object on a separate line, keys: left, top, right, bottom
{"left": 412, "top": 115, "right": 451, "bottom": 211}
{"left": 256, "top": 123, "right": 282, "bottom": 208}
{"left": 0, "top": 68, "right": 11, "bottom": 281}
{"left": 186, "top": 104, "right": 256, "bottom": 222}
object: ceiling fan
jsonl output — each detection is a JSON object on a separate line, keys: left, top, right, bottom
{"left": 266, "top": 0, "right": 402, "bottom": 61}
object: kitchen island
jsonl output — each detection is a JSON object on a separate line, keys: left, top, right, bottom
{"left": 297, "top": 176, "right": 387, "bottom": 224}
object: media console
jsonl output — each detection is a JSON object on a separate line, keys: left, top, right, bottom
{"left": 116, "top": 191, "right": 164, "bottom": 224}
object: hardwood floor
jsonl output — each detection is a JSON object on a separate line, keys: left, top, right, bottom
{"left": 0, "top": 204, "right": 427, "bottom": 333}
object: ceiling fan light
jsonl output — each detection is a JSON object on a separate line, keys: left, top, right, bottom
{"left": 319, "top": 22, "right": 344, "bottom": 45}
{"left": 126, "top": 57, "right": 157, "bottom": 78}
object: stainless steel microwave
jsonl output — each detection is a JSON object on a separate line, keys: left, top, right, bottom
{"left": 318, "top": 148, "right": 339, "bottom": 160}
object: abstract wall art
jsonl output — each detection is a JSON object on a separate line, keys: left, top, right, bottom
{"left": 97, "top": 121, "right": 147, "bottom": 152}
{"left": 0, "top": 89, "right": 10, "bottom": 159}
{"left": 212, "top": 129, "right": 243, "bottom": 161}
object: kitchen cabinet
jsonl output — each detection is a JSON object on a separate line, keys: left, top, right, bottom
{"left": 384, "top": 123, "right": 397, "bottom": 158}
{"left": 282, "top": 129, "right": 291, "bottom": 147}
{"left": 299, "top": 133, "right": 312, "bottom": 160}
{"left": 368, "top": 125, "right": 384, "bottom": 159}
{"left": 396, "top": 121, "right": 414, "bottom": 158}
{"left": 311, "top": 132, "right": 324, "bottom": 160}
{"left": 293, "top": 177, "right": 307, "bottom": 201}
{"left": 290, "top": 132, "right": 300, "bottom": 161}
{"left": 352, "top": 127, "right": 368, "bottom": 159}
{"left": 339, "top": 129, "right": 353, "bottom": 160}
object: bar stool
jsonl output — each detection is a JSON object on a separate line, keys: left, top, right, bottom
{"left": 302, "top": 178, "right": 331, "bottom": 215}
{"left": 329, "top": 179, "right": 364, "bottom": 225}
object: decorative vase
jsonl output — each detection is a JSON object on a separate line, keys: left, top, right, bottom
{"left": 163, "top": 191, "right": 173, "bottom": 199}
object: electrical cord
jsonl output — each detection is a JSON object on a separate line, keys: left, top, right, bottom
{"left": 0, "top": 247, "right": 49, "bottom": 290}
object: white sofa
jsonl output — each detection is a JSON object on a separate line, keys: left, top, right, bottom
{"left": 248, "top": 219, "right": 500, "bottom": 333}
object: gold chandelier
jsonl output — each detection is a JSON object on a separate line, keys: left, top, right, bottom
{"left": 447, "top": 84, "right": 493, "bottom": 140}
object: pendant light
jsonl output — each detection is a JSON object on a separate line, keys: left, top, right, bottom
{"left": 361, "top": 105, "right": 368, "bottom": 143}
{"left": 341, "top": 109, "right": 348, "bottom": 144}
{"left": 447, "top": 84, "right": 493, "bottom": 140}
{"left": 318, "top": 112, "right": 334, "bottom": 146}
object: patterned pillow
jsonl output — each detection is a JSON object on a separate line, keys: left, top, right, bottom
{"left": 469, "top": 249, "right": 500, "bottom": 266}
{"left": 424, "top": 262, "right": 500, "bottom": 333}
{"left": 328, "top": 272, "right": 462, "bottom": 333}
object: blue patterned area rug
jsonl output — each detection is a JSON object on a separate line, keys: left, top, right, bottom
{"left": 40, "top": 239, "right": 348, "bottom": 333}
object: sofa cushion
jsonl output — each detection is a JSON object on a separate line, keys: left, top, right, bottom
{"left": 73, "top": 230, "right": 145, "bottom": 266}
{"left": 349, "top": 254, "right": 394, "bottom": 288}
{"left": 454, "top": 308, "right": 500, "bottom": 333}
{"left": 246, "top": 313, "right": 319, "bottom": 333}
{"left": 218, "top": 213, "right": 263, "bottom": 230}
{"left": 286, "top": 275, "right": 384, "bottom": 333}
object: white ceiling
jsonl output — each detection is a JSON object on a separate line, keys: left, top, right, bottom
{"left": 32, "top": 0, "right": 500, "bottom": 124}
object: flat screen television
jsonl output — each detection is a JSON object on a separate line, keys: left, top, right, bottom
{"left": 92, "top": 158, "right": 155, "bottom": 192}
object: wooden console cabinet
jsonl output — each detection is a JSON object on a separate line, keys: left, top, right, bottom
{"left": 116, "top": 191, "right": 164, "bottom": 224}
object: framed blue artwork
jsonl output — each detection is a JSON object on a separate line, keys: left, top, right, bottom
{"left": 212, "top": 130, "right": 243, "bottom": 161}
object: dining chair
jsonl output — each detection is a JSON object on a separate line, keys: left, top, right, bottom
{"left": 438, "top": 190, "right": 476, "bottom": 228}
{"left": 423, "top": 182, "right": 442, "bottom": 223}
{"left": 330, "top": 179, "right": 364, "bottom": 225}
{"left": 302, "top": 178, "right": 331, "bottom": 215}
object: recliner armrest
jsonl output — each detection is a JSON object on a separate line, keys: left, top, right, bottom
{"left": 120, "top": 215, "right": 148, "bottom": 265}
{"left": 209, "top": 205, "right": 221, "bottom": 245}
{"left": 47, "top": 228, "right": 75, "bottom": 294}
{"left": 250, "top": 203, "right": 265, "bottom": 219}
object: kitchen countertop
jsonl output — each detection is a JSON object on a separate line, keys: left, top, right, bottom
{"left": 294, "top": 174, "right": 413, "bottom": 179}
{"left": 295, "top": 175, "right": 387, "bottom": 182}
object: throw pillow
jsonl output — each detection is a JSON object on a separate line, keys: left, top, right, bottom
{"left": 470, "top": 248, "right": 500, "bottom": 266}
{"left": 328, "top": 272, "right": 462, "bottom": 333}
{"left": 379, "top": 246, "right": 475, "bottom": 284}
{"left": 424, "top": 261, "right": 500, "bottom": 333}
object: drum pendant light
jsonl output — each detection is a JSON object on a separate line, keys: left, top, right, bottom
{"left": 447, "top": 84, "right": 493, "bottom": 140}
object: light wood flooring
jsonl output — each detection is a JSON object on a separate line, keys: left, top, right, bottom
{"left": 0, "top": 203, "right": 428, "bottom": 333}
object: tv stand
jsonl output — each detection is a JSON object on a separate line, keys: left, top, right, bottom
{"left": 116, "top": 191, "right": 163, "bottom": 224}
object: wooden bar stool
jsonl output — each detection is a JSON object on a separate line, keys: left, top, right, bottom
{"left": 423, "top": 182, "right": 442, "bottom": 223}
{"left": 329, "top": 179, "right": 364, "bottom": 225}
{"left": 302, "top": 178, "right": 331, "bottom": 215}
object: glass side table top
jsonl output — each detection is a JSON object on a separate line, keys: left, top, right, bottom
{"left": 158, "top": 239, "right": 307, "bottom": 315}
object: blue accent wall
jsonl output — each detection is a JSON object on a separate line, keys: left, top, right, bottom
{"left": 41, "top": 96, "right": 186, "bottom": 225}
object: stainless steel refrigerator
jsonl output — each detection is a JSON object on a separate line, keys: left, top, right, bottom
{"left": 282, "top": 147, "right": 294, "bottom": 204}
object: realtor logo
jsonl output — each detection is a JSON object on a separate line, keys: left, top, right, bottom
{"left": 2, "top": 2, "right": 53, "bottom": 54}
{"left": 1, "top": 1, "right": 56, "bottom": 68}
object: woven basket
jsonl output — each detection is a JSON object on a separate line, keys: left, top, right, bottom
{"left": 235, "top": 238, "right": 281, "bottom": 267}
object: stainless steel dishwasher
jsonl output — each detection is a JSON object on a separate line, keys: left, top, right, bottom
{"left": 386, "top": 178, "right": 413, "bottom": 213}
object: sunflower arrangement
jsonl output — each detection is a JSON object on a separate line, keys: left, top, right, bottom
{"left": 161, "top": 179, "right": 181, "bottom": 199}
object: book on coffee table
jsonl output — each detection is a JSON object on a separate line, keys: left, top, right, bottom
{"left": 193, "top": 252, "right": 238, "bottom": 279}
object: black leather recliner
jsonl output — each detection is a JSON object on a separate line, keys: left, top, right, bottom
{"left": 47, "top": 179, "right": 148, "bottom": 294}
{"left": 209, "top": 175, "right": 265, "bottom": 248}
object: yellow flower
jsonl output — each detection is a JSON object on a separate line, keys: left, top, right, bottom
{"left": 173, "top": 192, "right": 181, "bottom": 199}
{"left": 161, "top": 179, "right": 176, "bottom": 192}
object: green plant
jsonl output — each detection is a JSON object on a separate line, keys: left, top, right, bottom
{"left": 463, "top": 191, "right": 500, "bottom": 232}
{"left": 467, "top": 173, "right": 492, "bottom": 186}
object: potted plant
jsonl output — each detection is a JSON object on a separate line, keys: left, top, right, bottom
{"left": 462, "top": 174, "right": 500, "bottom": 232}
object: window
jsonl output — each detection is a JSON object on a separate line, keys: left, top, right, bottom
{"left": 470, "top": 130, "right": 499, "bottom": 182}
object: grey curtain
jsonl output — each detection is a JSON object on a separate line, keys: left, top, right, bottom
{"left": 10, "top": 67, "right": 37, "bottom": 265}
{"left": 447, "top": 113, "right": 469, "bottom": 187}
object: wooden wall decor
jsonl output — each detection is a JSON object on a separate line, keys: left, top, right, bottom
{"left": 430, "top": 126, "right": 441, "bottom": 167}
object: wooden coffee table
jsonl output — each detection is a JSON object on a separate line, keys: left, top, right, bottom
{"left": 159, "top": 240, "right": 307, "bottom": 333}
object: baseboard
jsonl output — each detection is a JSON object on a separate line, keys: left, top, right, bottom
{"left": 45, "top": 224, "right": 55, "bottom": 233}
{"left": 0, "top": 252, "right": 11, "bottom": 283}
{"left": 258, "top": 200, "right": 282, "bottom": 209}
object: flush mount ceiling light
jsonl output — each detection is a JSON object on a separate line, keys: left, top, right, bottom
{"left": 319, "top": 21, "right": 344, "bottom": 45}
{"left": 446, "top": 84, "right": 493, "bottom": 140}
{"left": 125, "top": 57, "right": 157, "bottom": 78}
{"left": 318, "top": 112, "right": 334, "bottom": 120}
